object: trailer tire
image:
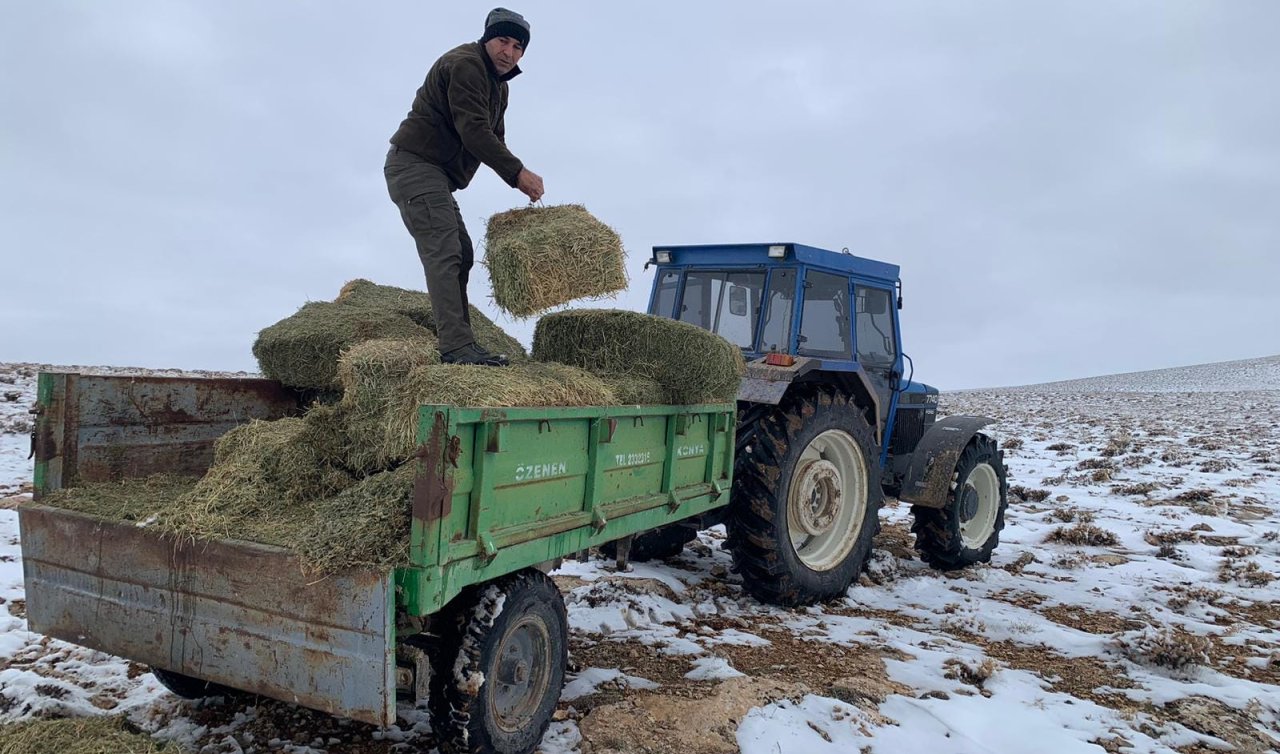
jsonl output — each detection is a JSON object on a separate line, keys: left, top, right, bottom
{"left": 432, "top": 569, "right": 568, "bottom": 754}
{"left": 150, "top": 667, "right": 239, "bottom": 700}
{"left": 910, "top": 434, "right": 1008, "bottom": 571}
{"left": 728, "top": 389, "right": 882, "bottom": 607}
{"left": 599, "top": 522, "right": 699, "bottom": 562}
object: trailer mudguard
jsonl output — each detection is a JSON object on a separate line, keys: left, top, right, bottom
{"left": 898, "top": 415, "right": 995, "bottom": 509}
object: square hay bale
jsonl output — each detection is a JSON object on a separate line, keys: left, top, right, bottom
{"left": 337, "top": 278, "right": 526, "bottom": 362}
{"left": 340, "top": 361, "right": 617, "bottom": 472}
{"left": 253, "top": 281, "right": 527, "bottom": 391}
{"left": 597, "top": 373, "right": 672, "bottom": 405}
{"left": 484, "top": 204, "right": 628, "bottom": 317}
{"left": 0, "top": 716, "right": 182, "bottom": 754}
{"left": 252, "top": 301, "right": 427, "bottom": 390}
{"left": 532, "top": 309, "right": 744, "bottom": 404}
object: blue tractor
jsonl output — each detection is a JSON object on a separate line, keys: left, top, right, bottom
{"left": 636, "top": 242, "right": 1009, "bottom": 606}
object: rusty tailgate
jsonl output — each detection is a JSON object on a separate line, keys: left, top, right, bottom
{"left": 18, "top": 504, "right": 396, "bottom": 727}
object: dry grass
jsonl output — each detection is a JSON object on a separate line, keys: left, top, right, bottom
{"left": 0, "top": 716, "right": 181, "bottom": 754}
{"left": 533, "top": 309, "right": 744, "bottom": 405}
{"left": 483, "top": 204, "right": 627, "bottom": 317}
{"left": 1045, "top": 523, "right": 1120, "bottom": 547}
{"left": 1115, "top": 625, "right": 1211, "bottom": 674}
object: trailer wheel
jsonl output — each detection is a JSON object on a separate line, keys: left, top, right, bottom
{"left": 150, "top": 667, "right": 238, "bottom": 700}
{"left": 432, "top": 569, "right": 568, "bottom": 754}
{"left": 599, "top": 522, "right": 699, "bottom": 562}
{"left": 728, "top": 389, "right": 882, "bottom": 606}
{"left": 910, "top": 434, "right": 1008, "bottom": 570}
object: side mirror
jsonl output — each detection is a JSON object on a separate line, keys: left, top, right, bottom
{"left": 728, "top": 285, "right": 749, "bottom": 316}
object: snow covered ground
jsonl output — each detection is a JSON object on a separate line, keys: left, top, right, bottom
{"left": 0, "top": 357, "right": 1278, "bottom": 753}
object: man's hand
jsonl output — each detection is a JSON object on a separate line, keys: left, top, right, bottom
{"left": 516, "top": 168, "right": 544, "bottom": 203}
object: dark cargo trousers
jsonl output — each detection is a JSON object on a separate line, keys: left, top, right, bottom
{"left": 383, "top": 146, "right": 476, "bottom": 354}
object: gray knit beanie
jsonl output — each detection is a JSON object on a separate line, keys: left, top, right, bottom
{"left": 481, "top": 8, "right": 530, "bottom": 49}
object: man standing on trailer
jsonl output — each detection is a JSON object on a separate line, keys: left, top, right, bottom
{"left": 384, "top": 7, "right": 544, "bottom": 367}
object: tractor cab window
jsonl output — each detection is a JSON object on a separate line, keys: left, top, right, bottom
{"left": 651, "top": 271, "right": 679, "bottom": 319}
{"left": 678, "top": 271, "right": 765, "bottom": 349}
{"left": 759, "top": 269, "right": 795, "bottom": 353}
{"left": 798, "top": 271, "right": 852, "bottom": 359}
{"left": 855, "top": 286, "right": 898, "bottom": 370}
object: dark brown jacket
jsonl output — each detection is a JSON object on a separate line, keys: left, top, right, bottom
{"left": 390, "top": 42, "right": 524, "bottom": 191}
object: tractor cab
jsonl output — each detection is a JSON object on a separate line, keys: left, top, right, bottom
{"left": 645, "top": 242, "right": 939, "bottom": 470}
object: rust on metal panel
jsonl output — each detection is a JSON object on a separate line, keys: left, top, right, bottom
{"left": 49, "top": 373, "right": 298, "bottom": 486}
{"left": 899, "top": 415, "right": 994, "bottom": 509}
{"left": 19, "top": 504, "right": 395, "bottom": 726}
{"left": 413, "top": 412, "right": 455, "bottom": 523}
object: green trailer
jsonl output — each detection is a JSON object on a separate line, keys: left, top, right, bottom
{"left": 20, "top": 372, "right": 735, "bottom": 753}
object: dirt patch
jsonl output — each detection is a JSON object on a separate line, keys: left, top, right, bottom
{"left": 981, "top": 640, "right": 1140, "bottom": 710}
{"left": 576, "top": 676, "right": 804, "bottom": 754}
{"left": 1040, "top": 605, "right": 1143, "bottom": 635}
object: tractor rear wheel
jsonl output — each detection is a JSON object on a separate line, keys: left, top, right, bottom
{"left": 910, "top": 434, "right": 1008, "bottom": 571}
{"left": 431, "top": 569, "right": 568, "bottom": 754}
{"left": 728, "top": 389, "right": 882, "bottom": 607}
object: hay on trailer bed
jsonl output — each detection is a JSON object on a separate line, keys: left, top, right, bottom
{"left": 292, "top": 462, "right": 417, "bottom": 573}
{"left": 597, "top": 373, "right": 672, "bottom": 405}
{"left": 0, "top": 716, "right": 181, "bottom": 754}
{"left": 255, "top": 281, "right": 526, "bottom": 390}
{"left": 484, "top": 204, "right": 627, "bottom": 317}
{"left": 39, "top": 474, "right": 197, "bottom": 523}
{"left": 335, "top": 278, "right": 526, "bottom": 360}
{"left": 252, "top": 301, "right": 426, "bottom": 390}
{"left": 532, "top": 309, "right": 745, "bottom": 404}
{"left": 341, "top": 361, "right": 617, "bottom": 472}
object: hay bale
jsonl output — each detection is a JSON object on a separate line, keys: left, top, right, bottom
{"left": 252, "top": 301, "right": 426, "bottom": 390}
{"left": 254, "top": 281, "right": 528, "bottom": 390}
{"left": 532, "top": 309, "right": 744, "bottom": 404}
{"left": 0, "top": 716, "right": 181, "bottom": 754}
{"left": 597, "top": 373, "right": 672, "bottom": 405}
{"left": 341, "top": 361, "right": 617, "bottom": 471}
{"left": 336, "top": 279, "right": 527, "bottom": 361}
{"left": 484, "top": 205, "right": 627, "bottom": 317}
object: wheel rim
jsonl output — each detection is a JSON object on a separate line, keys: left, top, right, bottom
{"left": 959, "top": 463, "right": 1000, "bottom": 549}
{"left": 489, "top": 615, "right": 553, "bottom": 733}
{"left": 786, "top": 429, "right": 868, "bottom": 571}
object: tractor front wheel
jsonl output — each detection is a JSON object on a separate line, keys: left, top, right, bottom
{"left": 728, "top": 389, "right": 882, "bottom": 607}
{"left": 911, "top": 434, "right": 1008, "bottom": 570}
{"left": 431, "top": 569, "right": 568, "bottom": 754}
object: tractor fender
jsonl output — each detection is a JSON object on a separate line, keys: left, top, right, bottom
{"left": 898, "top": 415, "right": 995, "bottom": 509}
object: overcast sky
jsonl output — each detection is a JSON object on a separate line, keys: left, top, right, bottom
{"left": 2, "top": 1, "right": 1277, "bottom": 389}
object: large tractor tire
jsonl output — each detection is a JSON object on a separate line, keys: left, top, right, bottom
{"left": 431, "top": 569, "right": 568, "bottom": 754}
{"left": 911, "top": 433, "right": 1008, "bottom": 571}
{"left": 599, "top": 521, "right": 700, "bottom": 562}
{"left": 728, "top": 389, "right": 882, "bottom": 607}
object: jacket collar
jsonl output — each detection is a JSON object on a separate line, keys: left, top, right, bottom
{"left": 476, "top": 40, "right": 522, "bottom": 82}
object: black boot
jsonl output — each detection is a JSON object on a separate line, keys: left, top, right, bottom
{"left": 441, "top": 343, "right": 509, "bottom": 367}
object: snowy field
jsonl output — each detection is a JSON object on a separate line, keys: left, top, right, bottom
{"left": 0, "top": 356, "right": 1278, "bottom": 753}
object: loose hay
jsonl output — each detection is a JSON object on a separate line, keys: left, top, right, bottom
{"left": 40, "top": 474, "right": 197, "bottom": 523}
{"left": 0, "top": 716, "right": 181, "bottom": 754}
{"left": 484, "top": 205, "right": 627, "bottom": 317}
{"left": 293, "top": 463, "right": 417, "bottom": 573}
{"left": 532, "top": 309, "right": 744, "bottom": 404}
{"left": 342, "top": 361, "right": 617, "bottom": 472}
